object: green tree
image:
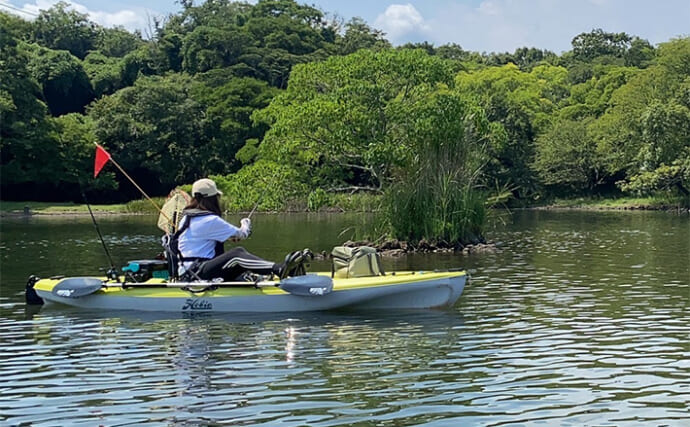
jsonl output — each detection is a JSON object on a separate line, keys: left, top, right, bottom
{"left": 399, "top": 41, "right": 435, "bottom": 55}
{"left": 213, "top": 160, "right": 308, "bottom": 211}
{"left": 256, "top": 49, "right": 456, "bottom": 191}
{"left": 571, "top": 28, "right": 652, "bottom": 66}
{"left": 0, "top": 23, "right": 54, "bottom": 199}
{"left": 434, "top": 43, "right": 478, "bottom": 62}
{"left": 560, "top": 66, "right": 639, "bottom": 120}
{"left": 656, "top": 36, "right": 690, "bottom": 77}
{"left": 88, "top": 74, "right": 207, "bottom": 195}
{"left": 83, "top": 52, "right": 124, "bottom": 97}
{"left": 0, "top": 11, "right": 33, "bottom": 40}
{"left": 26, "top": 45, "right": 95, "bottom": 115}
{"left": 181, "top": 25, "right": 253, "bottom": 73}
{"left": 639, "top": 101, "right": 690, "bottom": 170}
{"left": 590, "top": 38, "right": 690, "bottom": 195}
{"left": 483, "top": 47, "right": 557, "bottom": 71}
{"left": 50, "top": 113, "right": 118, "bottom": 197}
{"left": 336, "top": 17, "right": 390, "bottom": 55}
{"left": 564, "top": 29, "right": 654, "bottom": 84}
{"left": 169, "top": 0, "right": 337, "bottom": 87}
{"left": 455, "top": 63, "right": 570, "bottom": 198}
{"left": 120, "top": 44, "right": 170, "bottom": 85}
{"left": 96, "top": 26, "right": 143, "bottom": 57}
{"left": 195, "top": 77, "right": 278, "bottom": 174}
{"left": 533, "top": 118, "right": 604, "bottom": 190}
{"left": 33, "top": 1, "right": 98, "bottom": 59}
{"left": 255, "top": 48, "right": 495, "bottom": 242}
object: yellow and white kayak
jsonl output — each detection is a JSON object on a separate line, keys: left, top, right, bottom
{"left": 26, "top": 271, "right": 467, "bottom": 313}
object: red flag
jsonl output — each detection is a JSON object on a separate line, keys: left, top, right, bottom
{"left": 94, "top": 144, "right": 111, "bottom": 177}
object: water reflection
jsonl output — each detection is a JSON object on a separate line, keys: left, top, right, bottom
{"left": 1, "top": 210, "right": 688, "bottom": 425}
{"left": 2, "top": 309, "right": 467, "bottom": 425}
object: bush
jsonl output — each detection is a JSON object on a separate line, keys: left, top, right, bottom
{"left": 124, "top": 197, "right": 166, "bottom": 213}
{"left": 212, "top": 161, "right": 308, "bottom": 212}
{"left": 329, "top": 193, "right": 381, "bottom": 212}
{"left": 307, "top": 188, "right": 331, "bottom": 211}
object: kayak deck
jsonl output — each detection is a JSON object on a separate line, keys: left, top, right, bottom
{"left": 31, "top": 270, "right": 467, "bottom": 312}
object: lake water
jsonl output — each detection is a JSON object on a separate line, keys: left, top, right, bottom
{"left": 1, "top": 210, "right": 688, "bottom": 426}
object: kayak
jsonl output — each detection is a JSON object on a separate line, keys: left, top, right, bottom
{"left": 26, "top": 270, "right": 467, "bottom": 313}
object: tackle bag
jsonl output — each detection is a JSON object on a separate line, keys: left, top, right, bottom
{"left": 331, "top": 246, "right": 385, "bottom": 278}
{"left": 122, "top": 260, "right": 169, "bottom": 282}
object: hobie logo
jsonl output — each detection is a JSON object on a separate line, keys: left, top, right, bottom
{"left": 309, "top": 287, "right": 328, "bottom": 296}
{"left": 182, "top": 299, "right": 213, "bottom": 310}
{"left": 56, "top": 289, "right": 74, "bottom": 297}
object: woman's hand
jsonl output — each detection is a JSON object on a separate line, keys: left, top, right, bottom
{"left": 239, "top": 217, "right": 252, "bottom": 239}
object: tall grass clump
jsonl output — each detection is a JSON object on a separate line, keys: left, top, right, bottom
{"left": 385, "top": 181, "right": 487, "bottom": 244}
{"left": 381, "top": 91, "right": 500, "bottom": 245}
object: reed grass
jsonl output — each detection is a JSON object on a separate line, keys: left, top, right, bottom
{"left": 381, "top": 105, "right": 491, "bottom": 245}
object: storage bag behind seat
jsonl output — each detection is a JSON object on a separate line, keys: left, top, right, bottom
{"left": 331, "top": 246, "right": 384, "bottom": 278}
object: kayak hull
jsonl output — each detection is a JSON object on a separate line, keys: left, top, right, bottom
{"left": 31, "top": 271, "right": 467, "bottom": 313}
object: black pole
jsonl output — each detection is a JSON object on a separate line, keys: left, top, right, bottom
{"left": 81, "top": 188, "right": 119, "bottom": 282}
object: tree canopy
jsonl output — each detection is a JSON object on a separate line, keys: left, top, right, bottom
{"left": 1, "top": 1, "right": 688, "bottom": 238}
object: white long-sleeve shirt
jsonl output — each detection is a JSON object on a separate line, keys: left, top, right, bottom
{"left": 178, "top": 215, "right": 249, "bottom": 261}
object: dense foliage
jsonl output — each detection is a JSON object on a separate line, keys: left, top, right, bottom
{"left": 1, "top": 0, "right": 688, "bottom": 241}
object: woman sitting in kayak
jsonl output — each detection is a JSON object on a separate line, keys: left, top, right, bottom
{"left": 175, "top": 178, "right": 307, "bottom": 281}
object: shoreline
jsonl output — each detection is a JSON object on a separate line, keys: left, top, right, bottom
{"left": 1, "top": 206, "right": 687, "bottom": 218}
{"left": 523, "top": 205, "right": 689, "bottom": 213}
{"left": 2, "top": 197, "right": 688, "bottom": 217}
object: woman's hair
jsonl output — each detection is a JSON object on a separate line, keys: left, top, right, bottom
{"left": 185, "top": 194, "right": 222, "bottom": 216}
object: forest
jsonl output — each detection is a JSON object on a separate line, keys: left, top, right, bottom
{"left": 1, "top": 0, "right": 689, "bottom": 243}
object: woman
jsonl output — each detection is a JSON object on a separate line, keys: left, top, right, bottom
{"left": 176, "top": 178, "right": 305, "bottom": 281}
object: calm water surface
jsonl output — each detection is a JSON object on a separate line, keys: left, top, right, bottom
{"left": 0, "top": 211, "right": 688, "bottom": 426}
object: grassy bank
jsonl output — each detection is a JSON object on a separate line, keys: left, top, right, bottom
{"left": 543, "top": 195, "right": 689, "bottom": 210}
{"left": 0, "top": 199, "right": 163, "bottom": 215}
{"left": 0, "top": 193, "right": 380, "bottom": 216}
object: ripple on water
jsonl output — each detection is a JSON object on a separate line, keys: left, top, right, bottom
{"left": 1, "top": 211, "right": 689, "bottom": 426}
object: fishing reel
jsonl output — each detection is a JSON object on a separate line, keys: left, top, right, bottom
{"left": 106, "top": 268, "right": 120, "bottom": 282}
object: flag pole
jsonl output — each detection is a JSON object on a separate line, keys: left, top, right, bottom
{"left": 94, "top": 142, "right": 171, "bottom": 224}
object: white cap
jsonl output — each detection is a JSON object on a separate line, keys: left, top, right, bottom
{"left": 191, "top": 178, "right": 222, "bottom": 197}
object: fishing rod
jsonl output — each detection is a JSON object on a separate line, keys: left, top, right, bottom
{"left": 247, "top": 172, "right": 280, "bottom": 219}
{"left": 80, "top": 188, "right": 120, "bottom": 282}
{"left": 247, "top": 193, "right": 265, "bottom": 219}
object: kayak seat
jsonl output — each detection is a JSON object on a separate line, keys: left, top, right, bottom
{"left": 279, "top": 248, "right": 313, "bottom": 279}
{"left": 162, "top": 234, "right": 183, "bottom": 281}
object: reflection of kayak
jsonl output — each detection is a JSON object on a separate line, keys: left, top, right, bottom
{"left": 26, "top": 271, "right": 467, "bottom": 313}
